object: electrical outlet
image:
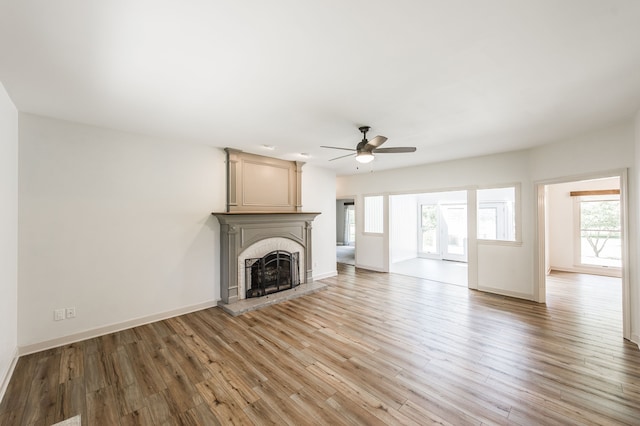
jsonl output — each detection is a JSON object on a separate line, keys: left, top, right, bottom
{"left": 54, "top": 309, "right": 65, "bottom": 321}
{"left": 66, "top": 307, "right": 76, "bottom": 319}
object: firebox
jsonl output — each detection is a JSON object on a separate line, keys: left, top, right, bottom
{"left": 245, "top": 250, "right": 300, "bottom": 298}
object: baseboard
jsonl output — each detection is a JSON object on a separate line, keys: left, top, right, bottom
{"left": 19, "top": 300, "right": 218, "bottom": 356}
{"left": 355, "top": 264, "right": 386, "bottom": 273}
{"left": 549, "top": 265, "right": 622, "bottom": 278}
{"left": 632, "top": 333, "right": 640, "bottom": 349}
{"left": 314, "top": 270, "right": 337, "bottom": 281}
{"left": 477, "top": 286, "right": 534, "bottom": 301}
{"left": 0, "top": 347, "right": 19, "bottom": 404}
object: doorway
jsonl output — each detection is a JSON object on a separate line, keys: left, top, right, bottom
{"left": 390, "top": 191, "right": 468, "bottom": 286}
{"left": 336, "top": 198, "right": 355, "bottom": 265}
{"left": 536, "top": 172, "right": 630, "bottom": 340}
{"left": 418, "top": 203, "right": 468, "bottom": 262}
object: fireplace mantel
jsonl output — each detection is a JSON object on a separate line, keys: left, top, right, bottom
{"left": 213, "top": 211, "right": 321, "bottom": 219}
{"left": 212, "top": 211, "right": 321, "bottom": 311}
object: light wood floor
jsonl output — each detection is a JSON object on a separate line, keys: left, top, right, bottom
{"left": 1, "top": 266, "right": 639, "bottom": 425}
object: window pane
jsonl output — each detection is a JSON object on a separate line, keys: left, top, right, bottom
{"left": 364, "top": 195, "right": 383, "bottom": 233}
{"left": 420, "top": 205, "right": 438, "bottom": 253}
{"left": 346, "top": 206, "right": 356, "bottom": 243}
{"left": 443, "top": 205, "right": 467, "bottom": 255}
{"left": 478, "top": 207, "right": 497, "bottom": 239}
{"left": 580, "top": 200, "right": 621, "bottom": 267}
{"left": 477, "top": 187, "right": 516, "bottom": 241}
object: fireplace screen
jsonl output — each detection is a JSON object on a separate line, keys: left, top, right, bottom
{"left": 245, "top": 251, "right": 300, "bottom": 298}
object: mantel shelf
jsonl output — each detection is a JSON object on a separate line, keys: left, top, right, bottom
{"left": 212, "top": 212, "right": 321, "bottom": 226}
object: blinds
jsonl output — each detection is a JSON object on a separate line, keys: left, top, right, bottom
{"left": 364, "top": 195, "right": 383, "bottom": 233}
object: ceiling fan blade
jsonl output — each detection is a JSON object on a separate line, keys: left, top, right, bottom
{"left": 364, "top": 135, "right": 387, "bottom": 150}
{"left": 329, "top": 152, "right": 356, "bottom": 161}
{"left": 320, "top": 145, "right": 356, "bottom": 152}
{"left": 372, "top": 147, "right": 417, "bottom": 153}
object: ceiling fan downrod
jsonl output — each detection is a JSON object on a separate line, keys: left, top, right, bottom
{"left": 359, "top": 126, "right": 370, "bottom": 141}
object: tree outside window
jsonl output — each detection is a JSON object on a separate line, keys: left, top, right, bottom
{"left": 580, "top": 199, "right": 621, "bottom": 267}
{"left": 420, "top": 205, "right": 438, "bottom": 254}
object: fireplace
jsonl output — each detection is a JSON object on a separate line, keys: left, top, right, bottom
{"left": 212, "top": 212, "right": 324, "bottom": 315}
{"left": 213, "top": 149, "right": 325, "bottom": 314}
{"left": 245, "top": 250, "right": 299, "bottom": 298}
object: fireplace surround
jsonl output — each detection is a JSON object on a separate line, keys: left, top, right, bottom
{"left": 212, "top": 211, "right": 324, "bottom": 315}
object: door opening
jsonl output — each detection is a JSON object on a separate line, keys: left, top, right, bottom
{"left": 336, "top": 198, "right": 355, "bottom": 265}
{"left": 390, "top": 191, "right": 468, "bottom": 286}
{"left": 417, "top": 202, "right": 467, "bottom": 262}
{"left": 536, "top": 172, "right": 630, "bottom": 341}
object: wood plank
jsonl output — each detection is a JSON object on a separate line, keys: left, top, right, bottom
{"left": 0, "top": 352, "right": 41, "bottom": 419}
{"left": 86, "top": 385, "right": 120, "bottom": 425}
{"left": 58, "top": 343, "right": 84, "bottom": 385}
{"left": 22, "top": 352, "right": 61, "bottom": 425}
{"left": 570, "top": 189, "right": 620, "bottom": 196}
{"left": 195, "top": 378, "right": 254, "bottom": 425}
{"left": 123, "top": 340, "right": 167, "bottom": 397}
{"left": 120, "top": 406, "right": 154, "bottom": 426}
{"left": 52, "top": 377, "right": 86, "bottom": 425}
{"left": 145, "top": 391, "right": 174, "bottom": 425}
{"left": 178, "top": 403, "right": 223, "bottom": 426}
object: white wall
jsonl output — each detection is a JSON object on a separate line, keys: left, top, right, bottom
{"left": 529, "top": 123, "right": 634, "bottom": 182}
{"left": 547, "top": 182, "right": 577, "bottom": 271}
{"left": 18, "top": 114, "right": 226, "bottom": 351}
{"left": 635, "top": 111, "right": 640, "bottom": 344}
{"left": 302, "top": 165, "right": 338, "bottom": 280}
{"left": 0, "top": 82, "right": 18, "bottom": 400}
{"left": 390, "top": 194, "right": 418, "bottom": 263}
{"left": 547, "top": 177, "right": 620, "bottom": 275}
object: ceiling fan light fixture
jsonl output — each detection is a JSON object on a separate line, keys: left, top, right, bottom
{"left": 321, "top": 125, "right": 415, "bottom": 164}
{"left": 356, "top": 151, "right": 374, "bottom": 163}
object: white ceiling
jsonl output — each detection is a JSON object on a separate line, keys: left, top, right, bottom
{"left": 2, "top": 1, "right": 640, "bottom": 175}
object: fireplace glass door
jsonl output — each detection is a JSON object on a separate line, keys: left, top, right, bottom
{"left": 245, "top": 250, "right": 300, "bottom": 298}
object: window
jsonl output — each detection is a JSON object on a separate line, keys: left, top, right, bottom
{"left": 577, "top": 196, "right": 621, "bottom": 268}
{"left": 364, "top": 195, "right": 383, "bottom": 234}
{"left": 477, "top": 186, "right": 517, "bottom": 242}
{"left": 345, "top": 204, "right": 355, "bottom": 244}
{"left": 420, "top": 204, "right": 438, "bottom": 254}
